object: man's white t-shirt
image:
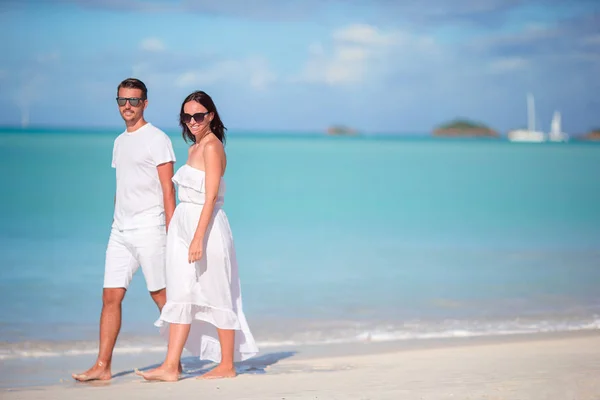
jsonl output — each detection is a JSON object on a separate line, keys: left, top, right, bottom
{"left": 111, "top": 123, "right": 176, "bottom": 230}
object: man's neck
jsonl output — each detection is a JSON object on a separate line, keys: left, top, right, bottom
{"left": 126, "top": 118, "right": 148, "bottom": 133}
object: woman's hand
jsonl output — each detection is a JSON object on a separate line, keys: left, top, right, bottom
{"left": 188, "top": 236, "right": 204, "bottom": 263}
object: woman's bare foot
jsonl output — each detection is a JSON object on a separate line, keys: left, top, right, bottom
{"left": 72, "top": 361, "right": 111, "bottom": 382}
{"left": 135, "top": 365, "right": 179, "bottom": 382}
{"left": 198, "top": 364, "right": 237, "bottom": 380}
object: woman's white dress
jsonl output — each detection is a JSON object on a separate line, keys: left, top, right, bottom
{"left": 154, "top": 164, "right": 259, "bottom": 363}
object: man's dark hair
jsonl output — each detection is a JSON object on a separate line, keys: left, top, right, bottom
{"left": 117, "top": 78, "right": 148, "bottom": 99}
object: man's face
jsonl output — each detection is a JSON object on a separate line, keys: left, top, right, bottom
{"left": 116, "top": 88, "right": 147, "bottom": 123}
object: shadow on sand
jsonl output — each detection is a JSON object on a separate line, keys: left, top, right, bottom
{"left": 112, "top": 351, "right": 297, "bottom": 380}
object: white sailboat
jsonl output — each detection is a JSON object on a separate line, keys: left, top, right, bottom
{"left": 20, "top": 103, "right": 30, "bottom": 128}
{"left": 508, "top": 93, "right": 545, "bottom": 142}
{"left": 548, "top": 111, "right": 569, "bottom": 142}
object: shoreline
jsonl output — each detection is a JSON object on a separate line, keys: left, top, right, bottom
{"left": 2, "top": 329, "right": 599, "bottom": 395}
{"left": 4, "top": 311, "right": 600, "bottom": 362}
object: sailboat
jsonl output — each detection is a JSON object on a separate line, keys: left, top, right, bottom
{"left": 548, "top": 111, "right": 569, "bottom": 142}
{"left": 507, "top": 93, "right": 545, "bottom": 142}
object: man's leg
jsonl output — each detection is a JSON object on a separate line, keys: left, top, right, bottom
{"left": 72, "top": 288, "right": 126, "bottom": 381}
{"left": 150, "top": 288, "right": 167, "bottom": 311}
{"left": 73, "top": 229, "right": 137, "bottom": 382}
{"left": 136, "top": 225, "right": 168, "bottom": 312}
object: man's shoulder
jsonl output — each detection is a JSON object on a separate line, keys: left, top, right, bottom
{"left": 113, "top": 131, "right": 127, "bottom": 145}
{"left": 145, "top": 123, "right": 173, "bottom": 142}
{"left": 143, "top": 122, "right": 165, "bottom": 135}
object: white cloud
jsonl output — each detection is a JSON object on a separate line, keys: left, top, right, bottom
{"left": 140, "top": 37, "right": 166, "bottom": 52}
{"left": 488, "top": 57, "right": 529, "bottom": 73}
{"left": 246, "top": 58, "right": 278, "bottom": 90}
{"left": 296, "top": 23, "right": 437, "bottom": 86}
{"left": 332, "top": 24, "right": 398, "bottom": 47}
{"left": 299, "top": 41, "right": 369, "bottom": 86}
{"left": 127, "top": 50, "right": 276, "bottom": 91}
{"left": 175, "top": 56, "right": 276, "bottom": 90}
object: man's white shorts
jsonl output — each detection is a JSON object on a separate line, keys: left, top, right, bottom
{"left": 103, "top": 225, "right": 167, "bottom": 292}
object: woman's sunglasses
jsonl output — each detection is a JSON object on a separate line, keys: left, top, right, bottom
{"left": 181, "top": 112, "right": 209, "bottom": 124}
{"left": 116, "top": 97, "right": 144, "bottom": 107}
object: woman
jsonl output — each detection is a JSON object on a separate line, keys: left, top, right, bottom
{"left": 137, "top": 91, "right": 258, "bottom": 382}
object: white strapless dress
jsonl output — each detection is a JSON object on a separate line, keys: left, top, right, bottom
{"left": 154, "top": 164, "right": 259, "bottom": 363}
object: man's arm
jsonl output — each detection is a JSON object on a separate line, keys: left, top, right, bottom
{"left": 157, "top": 162, "right": 176, "bottom": 231}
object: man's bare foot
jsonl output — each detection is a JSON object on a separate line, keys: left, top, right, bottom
{"left": 197, "top": 364, "right": 237, "bottom": 380}
{"left": 135, "top": 366, "right": 179, "bottom": 382}
{"left": 72, "top": 361, "right": 111, "bottom": 382}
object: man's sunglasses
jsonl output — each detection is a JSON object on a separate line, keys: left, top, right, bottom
{"left": 181, "top": 112, "right": 209, "bottom": 124}
{"left": 116, "top": 97, "right": 145, "bottom": 107}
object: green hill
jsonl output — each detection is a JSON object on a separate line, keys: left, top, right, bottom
{"left": 433, "top": 118, "right": 498, "bottom": 137}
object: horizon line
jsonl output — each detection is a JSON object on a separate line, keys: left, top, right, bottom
{"left": 0, "top": 125, "right": 433, "bottom": 136}
{"left": 0, "top": 125, "right": 596, "bottom": 138}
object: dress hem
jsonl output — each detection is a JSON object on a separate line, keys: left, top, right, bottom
{"left": 154, "top": 301, "right": 242, "bottom": 331}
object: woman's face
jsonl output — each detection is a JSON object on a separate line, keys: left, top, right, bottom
{"left": 183, "top": 100, "right": 213, "bottom": 137}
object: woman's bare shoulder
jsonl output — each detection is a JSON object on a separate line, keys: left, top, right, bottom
{"left": 203, "top": 137, "right": 225, "bottom": 156}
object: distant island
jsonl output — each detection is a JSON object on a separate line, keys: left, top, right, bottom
{"left": 327, "top": 125, "right": 358, "bottom": 136}
{"left": 433, "top": 119, "right": 498, "bottom": 138}
{"left": 583, "top": 128, "right": 600, "bottom": 141}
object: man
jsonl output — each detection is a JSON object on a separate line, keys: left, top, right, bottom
{"left": 73, "top": 78, "right": 176, "bottom": 381}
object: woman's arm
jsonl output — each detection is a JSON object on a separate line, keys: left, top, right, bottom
{"left": 188, "top": 141, "right": 224, "bottom": 263}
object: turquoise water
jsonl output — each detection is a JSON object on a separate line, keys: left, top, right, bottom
{"left": 1, "top": 129, "right": 600, "bottom": 381}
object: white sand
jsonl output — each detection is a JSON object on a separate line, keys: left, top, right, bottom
{"left": 3, "top": 333, "right": 600, "bottom": 400}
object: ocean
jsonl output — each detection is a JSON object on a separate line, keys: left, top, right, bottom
{"left": 1, "top": 128, "right": 599, "bottom": 387}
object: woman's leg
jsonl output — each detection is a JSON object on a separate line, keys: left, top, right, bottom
{"left": 198, "top": 328, "right": 237, "bottom": 379}
{"left": 137, "top": 323, "right": 191, "bottom": 382}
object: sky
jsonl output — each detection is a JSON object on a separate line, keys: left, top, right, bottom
{"left": 0, "top": 0, "right": 599, "bottom": 135}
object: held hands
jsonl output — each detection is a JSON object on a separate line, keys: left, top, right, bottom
{"left": 188, "top": 236, "right": 204, "bottom": 263}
